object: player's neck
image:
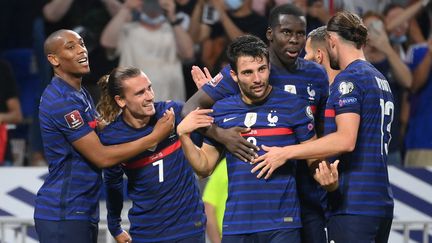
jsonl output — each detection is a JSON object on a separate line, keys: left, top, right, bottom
{"left": 323, "top": 62, "right": 340, "bottom": 85}
{"left": 241, "top": 85, "right": 273, "bottom": 105}
{"left": 269, "top": 49, "right": 297, "bottom": 72}
{"left": 122, "top": 113, "right": 151, "bottom": 129}
{"left": 339, "top": 45, "right": 365, "bottom": 70}
{"left": 54, "top": 71, "right": 82, "bottom": 90}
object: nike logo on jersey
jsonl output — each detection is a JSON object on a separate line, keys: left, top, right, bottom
{"left": 223, "top": 117, "right": 236, "bottom": 123}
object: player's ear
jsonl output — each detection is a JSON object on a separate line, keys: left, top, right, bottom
{"left": 266, "top": 27, "right": 273, "bottom": 42}
{"left": 230, "top": 70, "right": 239, "bottom": 83}
{"left": 114, "top": 95, "right": 126, "bottom": 109}
{"left": 316, "top": 49, "right": 323, "bottom": 64}
{"left": 47, "top": 54, "right": 59, "bottom": 67}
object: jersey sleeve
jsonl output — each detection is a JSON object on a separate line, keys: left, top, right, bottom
{"left": 331, "top": 75, "right": 362, "bottom": 116}
{"left": 201, "top": 65, "right": 239, "bottom": 102}
{"left": 103, "top": 165, "right": 125, "bottom": 237}
{"left": 48, "top": 96, "right": 95, "bottom": 143}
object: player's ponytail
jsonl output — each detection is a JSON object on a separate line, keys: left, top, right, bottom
{"left": 327, "top": 11, "right": 368, "bottom": 49}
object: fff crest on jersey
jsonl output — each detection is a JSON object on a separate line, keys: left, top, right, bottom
{"left": 267, "top": 110, "right": 278, "bottom": 127}
{"left": 338, "top": 81, "right": 354, "bottom": 95}
{"left": 244, "top": 112, "right": 257, "bottom": 128}
{"left": 307, "top": 85, "right": 316, "bottom": 100}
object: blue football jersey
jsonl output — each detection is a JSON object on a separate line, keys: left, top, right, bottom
{"left": 324, "top": 59, "right": 394, "bottom": 218}
{"left": 100, "top": 101, "right": 205, "bottom": 242}
{"left": 206, "top": 87, "right": 315, "bottom": 235}
{"left": 34, "top": 76, "right": 101, "bottom": 223}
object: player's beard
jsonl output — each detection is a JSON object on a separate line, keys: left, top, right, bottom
{"left": 241, "top": 82, "right": 271, "bottom": 104}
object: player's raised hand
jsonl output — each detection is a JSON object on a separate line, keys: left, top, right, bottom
{"left": 153, "top": 107, "right": 175, "bottom": 140}
{"left": 177, "top": 108, "right": 214, "bottom": 136}
{"left": 251, "top": 145, "right": 289, "bottom": 179}
{"left": 115, "top": 230, "right": 132, "bottom": 243}
{"left": 191, "top": 65, "right": 212, "bottom": 89}
{"left": 314, "top": 160, "right": 339, "bottom": 192}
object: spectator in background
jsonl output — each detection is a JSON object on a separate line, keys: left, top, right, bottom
{"left": 0, "top": 0, "right": 44, "bottom": 167}
{"left": 174, "top": 0, "right": 201, "bottom": 99}
{"left": 363, "top": 12, "right": 412, "bottom": 166}
{"left": 101, "top": 0, "right": 194, "bottom": 102}
{"left": 404, "top": 36, "right": 432, "bottom": 166}
{"left": 0, "top": 60, "right": 23, "bottom": 166}
{"left": 383, "top": 1, "right": 430, "bottom": 59}
{"left": 333, "top": 0, "right": 391, "bottom": 17}
{"left": 409, "top": 0, "right": 432, "bottom": 42}
{"left": 381, "top": 1, "right": 429, "bottom": 164}
{"left": 189, "top": 0, "right": 267, "bottom": 74}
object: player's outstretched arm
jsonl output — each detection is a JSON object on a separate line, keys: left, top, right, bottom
{"left": 252, "top": 113, "right": 359, "bottom": 176}
{"left": 72, "top": 109, "right": 175, "bottom": 168}
{"left": 178, "top": 108, "right": 220, "bottom": 177}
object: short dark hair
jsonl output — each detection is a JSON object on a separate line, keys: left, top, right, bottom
{"left": 268, "top": 3, "right": 305, "bottom": 28}
{"left": 227, "top": 35, "right": 269, "bottom": 73}
{"left": 44, "top": 29, "right": 74, "bottom": 56}
{"left": 307, "top": 25, "right": 327, "bottom": 48}
{"left": 327, "top": 11, "right": 368, "bottom": 49}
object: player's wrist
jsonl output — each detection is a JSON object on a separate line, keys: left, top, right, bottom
{"left": 176, "top": 124, "right": 190, "bottom": 137}
{"left": 323, "top": 182, "right": 339, "bottom": 192}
